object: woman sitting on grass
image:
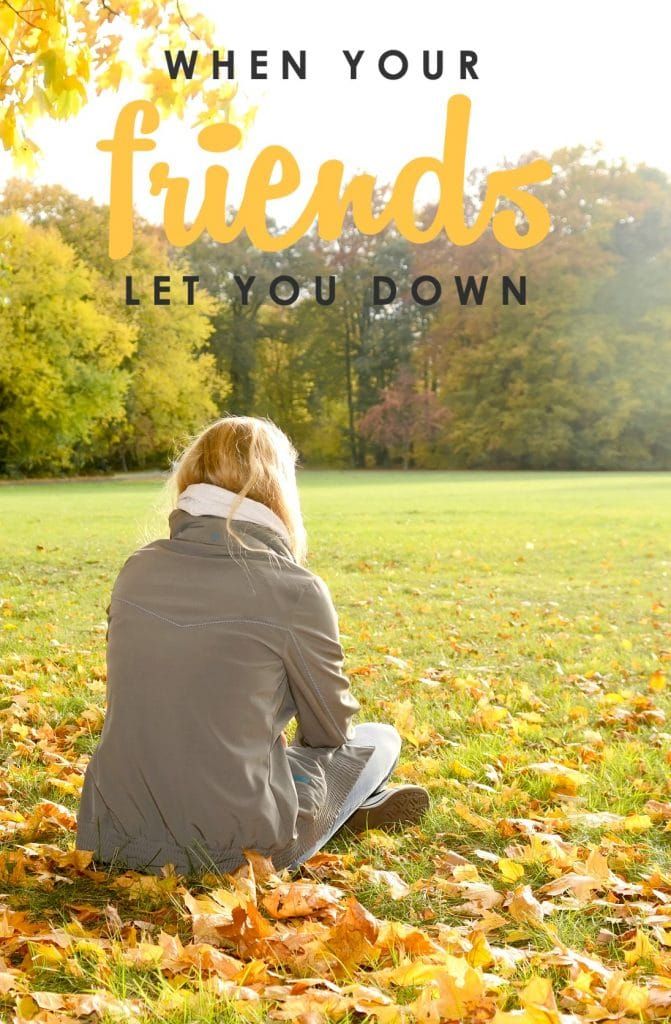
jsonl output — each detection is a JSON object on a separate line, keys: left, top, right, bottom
{"left": 76, "top": 416, "right": 429, "bottom": 875}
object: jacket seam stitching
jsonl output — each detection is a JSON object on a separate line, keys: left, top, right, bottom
{"left": 112, "top": 597, "right": 291, "bottom": 631}
{"left": 287, "top": 631, "right": 347, "bottom": 742}
{"left": 112, "top": 595, "right": 347, "bottom": 741}
{"left": 285, "top": 580, "right": 349, "bottom": 743}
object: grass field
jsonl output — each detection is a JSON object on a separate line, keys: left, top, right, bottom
{"left": 1, "top": 471, "right": 671, "bottom": 1022}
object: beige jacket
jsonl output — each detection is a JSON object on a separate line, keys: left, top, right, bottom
{"left": 76, "top": 510, "right": 373, "bottom": 874}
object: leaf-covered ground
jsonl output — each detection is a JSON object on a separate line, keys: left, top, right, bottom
{"left": 1, "top": 471, "right": 670, "bottom": 1024}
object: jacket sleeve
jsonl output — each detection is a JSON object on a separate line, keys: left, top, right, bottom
{"left": 284, "top": 575, "right": 360, "bottom": 748}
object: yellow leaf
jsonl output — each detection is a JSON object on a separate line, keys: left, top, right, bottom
{"left": 649, "top": 670, "right": 666, "bottom": 692}
{"left": 97, "top": 60, "right": 130, "bottom": 92}
{"left": 410, "top": 955, "right": 488, "bottom": 1021}
{"left": 0, "top": 105, "right": 16, "bottom": 150}
{"left": 453, "top": 801, "right": 492, "bottom": 831}
{"left": 14, "top": 137, "right": 40, "bottom": 173}
{"left": 392, "top": 700, "right": 432, "bottom": 746}
{"left": 604, "top": 975, "right": 649, "bottom": 1013}
{"left": 526, "top": 760, "right": 588, "bottom": 794}
{"left": 473, "top": 704, "right": 509, "bottom": 729}
{"left": 622, "top": 813, "right": 652, "bottom": 831}
{"left": 453, "top": 864, "right": 480, "bottom": 882}
{"left": 508, "top": 885, "right": 547, "bottom": 928}
{"left": 360, "top": 867, "right": 410, "bottom": 900}
{"left": 467, "top": 929, "right": 494, "bottom": 968}
{"left": 31, "top": 992, "right": 65, "bottom": 1010}
{"left": 521, "top": 977, "right": 558, "bottom": 1010}
{"left": 498, "top": 858, "right": 525, "bottom": 883}
{"left": 492, "top": 975, "right": 560, "bottom": 1023}
{"left": 75, "top": 48, "right": 90, "bottom": 82}
{"left": 624, "top": 928, "right": 655, "bottom": 965}
{"left": 15, "top": 995, "right": 39, "bottom": 1021}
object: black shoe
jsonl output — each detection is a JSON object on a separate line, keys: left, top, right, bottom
{"left": 342, "top": 785, "right": 430, "bottom": 833}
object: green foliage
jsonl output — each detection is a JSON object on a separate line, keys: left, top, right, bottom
{"left": 1, "top": 147, "right": 670, "bottom": 475}
{"left": 0, "top": 184, "right": 221, "bottom": 472}
{"left": 419, "top": 149, "right": 671, "bottom": 468}
{"left": 300, "top": 214, "right": 418, "bottom": 467}
{"left": 0, "top": 214, "right": 134, "bottom": 474}
{"left": 123, "top": 279, "right": 220, "bottom": 466}
{"left": 185, "top": 231, "right": 308, "bottom": 414}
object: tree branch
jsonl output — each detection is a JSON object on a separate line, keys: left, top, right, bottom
{"left": 0, "top": 0, "right": 42, "bottom": 29}
{"left": 176, "top": 0, "right": 202, "bottom": 42}
{"left": 100, "top": 0, "right": 119, "bottom": 18}
{"left": 0, "top": 34, "right": 15, "bottom": 63}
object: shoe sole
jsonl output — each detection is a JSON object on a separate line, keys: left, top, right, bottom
{"left": 342, "top": 787, "right": 430, "bottom": 833}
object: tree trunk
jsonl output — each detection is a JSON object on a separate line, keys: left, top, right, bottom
{"left": 343, "top": 320, "right": 358, "bottom": 467}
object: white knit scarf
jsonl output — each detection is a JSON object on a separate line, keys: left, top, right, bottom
{"left": 176, "top": 483, "right": 291, "bottom": 546}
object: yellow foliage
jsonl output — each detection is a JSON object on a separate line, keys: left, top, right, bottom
{"left": 0, "top": 1, "right": 243, "bottom": 160}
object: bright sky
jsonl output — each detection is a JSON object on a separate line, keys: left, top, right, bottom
{"left": 1, "top": 0, "right": 668, "bottom": 225}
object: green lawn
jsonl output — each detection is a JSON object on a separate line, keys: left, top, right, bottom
{"left": 1, "top": 471, "right": 671, "bottom": 1021}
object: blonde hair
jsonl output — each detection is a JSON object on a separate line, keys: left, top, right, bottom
{"left": 169, "top": 416, "right": 307, "bottom": 564}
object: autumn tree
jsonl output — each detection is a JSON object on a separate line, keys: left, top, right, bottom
{"left": 1, "top": 181, "right": 222, "bottom": 469}
{"left": 1, "top": 155, "right": 670, "bottom": 473}
{"left": 302, "top": 207, "right": 418, "bottom": 467}
{"left": 358, "top": 369, "right": 447, "bottom": 469}
{"left": 185, "top": 231, "right": 309, "bottom": 414}
{"left": 415, "top": 150, "right": 671, "bottom": 469}
{"left": 0, "top": 214, "right": 135, "bottom": 473}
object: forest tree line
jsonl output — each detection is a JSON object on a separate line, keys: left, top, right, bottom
{"left": 0, "top": 145, "right": 669, "bottom": 475}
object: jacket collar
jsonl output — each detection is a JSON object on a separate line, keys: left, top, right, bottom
{"left": 168, "top": 509, "right": 295, "bottom": 561}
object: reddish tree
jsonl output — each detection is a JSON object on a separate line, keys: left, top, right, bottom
{"left": 359, "top": 369, "right": 447, "bottom": 469}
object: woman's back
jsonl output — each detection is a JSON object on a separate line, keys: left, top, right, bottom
{"left": 76, "top": 511, "right": 362, "bottom": 874}
{"left": 76, "top": 415, "right": 427, "bottom": 876}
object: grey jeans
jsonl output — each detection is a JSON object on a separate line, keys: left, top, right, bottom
{"left": 287, "top": 721, "right": 402, "bottom": 868}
